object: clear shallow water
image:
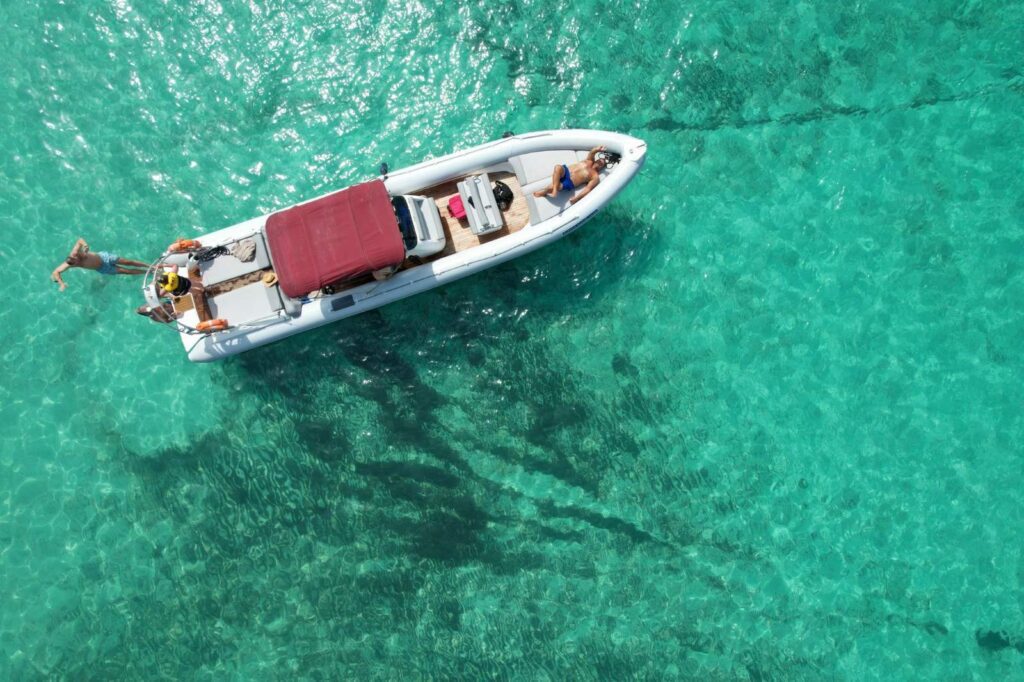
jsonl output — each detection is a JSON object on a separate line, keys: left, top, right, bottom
{"left": 2, "top": 0, "right": 1024, "bottom": 678}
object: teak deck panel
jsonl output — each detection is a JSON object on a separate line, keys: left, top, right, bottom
{"left": 420, "top": 171, "right": 531, "bottom": 258}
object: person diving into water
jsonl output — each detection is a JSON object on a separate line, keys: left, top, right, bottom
{"left": 51, "top": 238, "right": 149, "bottom": 291}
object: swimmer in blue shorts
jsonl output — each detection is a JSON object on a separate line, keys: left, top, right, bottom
{"left": 533, "top": 145, "right": 619, "bottom": 205}
{"left": 51, "top": 238, "right": 149, "bottom": 291}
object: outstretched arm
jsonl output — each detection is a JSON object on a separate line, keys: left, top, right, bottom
{"left": 570, "top": 176, "right": 600, "bottom": 205}
{"left": 70, "top": 238, "right": 89, "bottom": 257}
{"left": 51, "top": 262, "right": 70, "bottom": 291}
{"left": 586, "top": 145, "right": 607, "bottom": 162}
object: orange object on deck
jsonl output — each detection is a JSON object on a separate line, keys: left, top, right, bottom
{"left": 169, "top": 239, "right": 202, "bottom": 252}
{"left": 196, "top": 318, "right": 228, "bottom": 333}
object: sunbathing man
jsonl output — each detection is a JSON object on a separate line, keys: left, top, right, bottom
{"left": 533, "top": 145, "right": 619, "bottom": 205}
{"left": 51, "top": 238, "right": 149, "bottom": 291}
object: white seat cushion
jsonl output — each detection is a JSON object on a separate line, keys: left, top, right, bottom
{"left": 526, "top": 193, "right": 574, "bottom": 224}
{"left": 510, "top": 151, "right": 580, "bottom": 185}
{"left": 208, "top": 281, "right": 283, "bottom": 322}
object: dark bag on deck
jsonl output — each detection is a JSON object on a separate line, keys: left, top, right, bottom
{"left": 492, "top": 180, "right": 513, "bottom": 211}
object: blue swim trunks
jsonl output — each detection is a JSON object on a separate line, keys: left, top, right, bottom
{"left": 97, "top": 251, "right": 119, "bottom": 275}
{"left": 560, "top": 164, "right": 575, "bottom": 191}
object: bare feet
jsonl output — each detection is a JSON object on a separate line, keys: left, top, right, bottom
{"left": 533, "top": 189, "right": 556, "bottom": 198}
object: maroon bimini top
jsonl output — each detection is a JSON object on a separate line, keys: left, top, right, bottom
{"left": 265, "top": 180, "right": 405, "bottom": 298}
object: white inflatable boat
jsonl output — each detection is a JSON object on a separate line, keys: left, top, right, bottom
{"left": 141, "top": 129, "right": 647, "bottom": 362}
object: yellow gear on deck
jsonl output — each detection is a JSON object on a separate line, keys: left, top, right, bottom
{"left": 160, "top": 272, "right": 180, "bottom": 293}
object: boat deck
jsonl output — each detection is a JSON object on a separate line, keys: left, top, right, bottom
{"left": 174, "top": 171, "right": 535, "bottom": 311}
{"left": 419, "top": 171, "right": 531, "bottom": 259}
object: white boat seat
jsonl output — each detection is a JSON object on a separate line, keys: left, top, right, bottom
{"left": 198, "top": 233, "right": 272, "bottom": 287}
{"left": 456, "top": 173, "right": 504, "bottom": 235}
{"left": 509, "top": 150, "right": 592, "bottom": 187}
{"left": 521, "top": 153, "right": 611, "bottom": 225}
{"left": 404, "top": 195, "right": 447, "bottom": 258}
{"left": 208, "top": 281, "right": 284, "bottom": 321}
{"left": 524, "top": 187, "right": 575, "bottom": 225}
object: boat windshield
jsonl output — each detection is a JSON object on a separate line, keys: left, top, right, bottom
{"left": 390, "top": 196, "right": 416, "bottom": 250}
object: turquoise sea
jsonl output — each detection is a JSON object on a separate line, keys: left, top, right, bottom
{"left": 3, "top": 0, "right": 1024, "bottom": 678}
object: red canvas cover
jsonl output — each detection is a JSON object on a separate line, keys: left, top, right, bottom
{"left": 265, "top": 180, "right": 405, "bottom": 298}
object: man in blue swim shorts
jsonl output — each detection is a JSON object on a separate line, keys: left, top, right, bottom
{"left": 51, "top": 238, "right": 149, "bottom": 291}
{"left": 533, "top": 145, "right": 619, "bottom": 205}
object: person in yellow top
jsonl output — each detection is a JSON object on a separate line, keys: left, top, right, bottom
{"left": 154, "top": 264, "right": 212, "bottom": 322}
{"left": 156, "top": 267, "right": 193, "bottom": 297}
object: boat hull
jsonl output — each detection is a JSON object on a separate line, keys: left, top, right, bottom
{"left": 179, "top": 129, "right": 646, "bottom": 362}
